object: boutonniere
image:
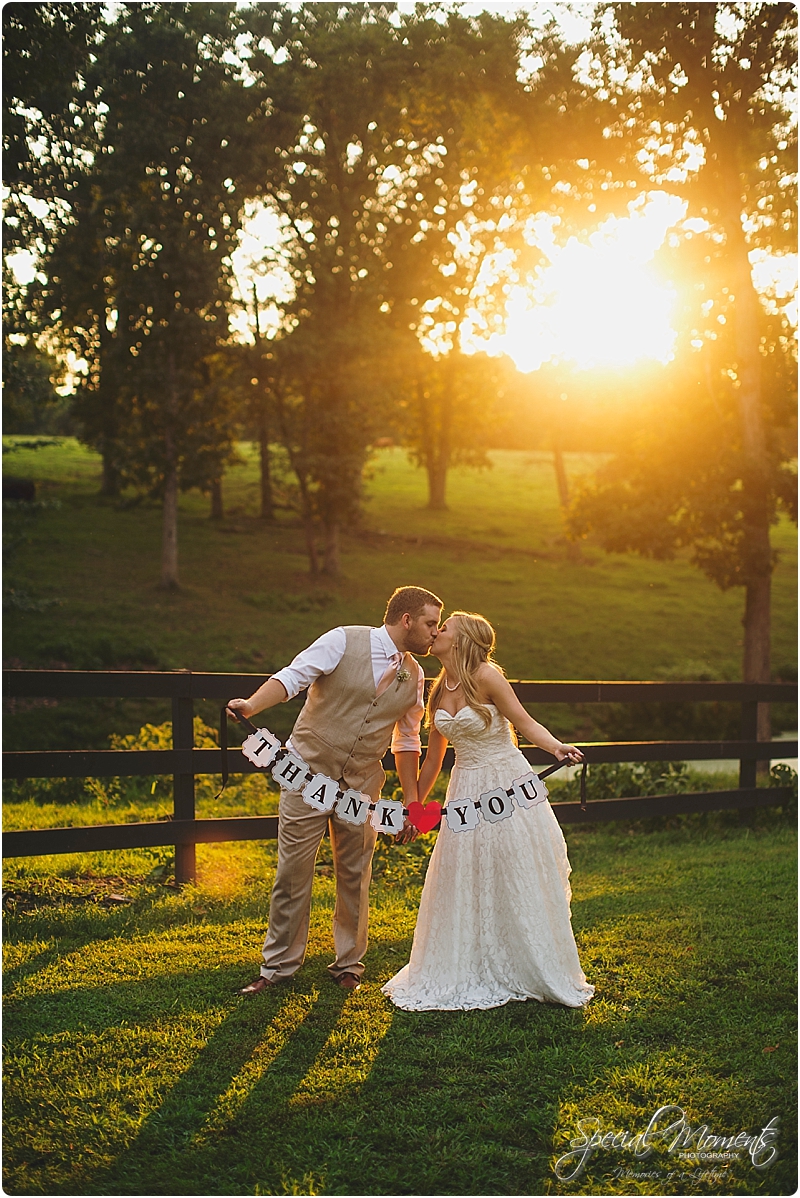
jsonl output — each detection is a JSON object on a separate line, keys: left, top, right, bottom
{"left": 395, "top": 667, "right": 411, "bottom": 685}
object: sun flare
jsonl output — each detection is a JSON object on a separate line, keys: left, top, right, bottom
{"left": 469, "top": 192, "right": 685, "bottom": 373}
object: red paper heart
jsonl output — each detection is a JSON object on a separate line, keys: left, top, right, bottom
{"left": 406, "top": 800, "right": 442, "bottom": 833}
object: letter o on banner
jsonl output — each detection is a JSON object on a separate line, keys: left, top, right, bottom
{"left": 336, "top": 788, "right": 370, "bottom": 826}
{"left": 480, "top": 787, "right": 514, "bottom": 823}
{"left": 444, "top": 800, "right": 480, "bottom": 833}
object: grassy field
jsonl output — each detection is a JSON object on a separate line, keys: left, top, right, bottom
{"left": 3, "top": 437, "right": 797, "bottom": 750}
{"left": 3, "top": 818, "right": 797, "bottom": 1196}
{"left": 3, "top": 438, "right": 798, "bottom": 1196}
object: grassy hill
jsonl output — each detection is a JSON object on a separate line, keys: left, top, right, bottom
{"left": 3, "top": 437, "right": 796, "bottom": 749}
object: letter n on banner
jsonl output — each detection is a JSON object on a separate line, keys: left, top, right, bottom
{"left": 335, "top": 789, "right": 370, "bottom": 826}
{"left": 480, "top": 787, "right": 514, "bottom": 824}
{"left": 370, "top": 799, "right": 404, "bottom": 833}
{"left": 302, "top": 773, "right": 339, "bottom": 813}
{"left": 444, "top": 800, "right": 479, "bottom": 832}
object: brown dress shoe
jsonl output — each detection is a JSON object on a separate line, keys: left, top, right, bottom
{"left": 332, "top": 972, "right": 361, "bottom": 991}
{"left": 236, "top": 976, "right": 277, "bottom": 995}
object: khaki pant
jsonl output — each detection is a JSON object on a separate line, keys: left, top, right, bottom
{"left": 260, "top": 787, "right": 379, "bottom": 981}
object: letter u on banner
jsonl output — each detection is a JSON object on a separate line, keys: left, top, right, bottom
{"left": 511, "top": 771, "right": 548, "bottom": 809}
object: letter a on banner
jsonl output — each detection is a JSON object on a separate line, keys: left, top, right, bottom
{"left": 335, "top": 788, "right": 370, "bottom": 826}
{"left": 444, "top": 800, "right": 479, "bottom": 833}
{"left": 241, "top": 728, "right": 281, "bottom": 770}
{"left": 511, "top": 771, "right": 548, "bottom": 809}
{"left": 302, "top": 773, "right": 339, "bottom": 813}
{"left": 480, "top": 787, "right": 514, "bottom": 824}
{"left": 370, "top": 799, "right": 405, "bottom": 833}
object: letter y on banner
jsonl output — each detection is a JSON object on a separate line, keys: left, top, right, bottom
{"left": 444, "top": 800, "right": 479, "bottom": 832}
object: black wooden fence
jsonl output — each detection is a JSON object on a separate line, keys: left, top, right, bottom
{"left": 3, "top": 670, "right": 796, "bottom": 883}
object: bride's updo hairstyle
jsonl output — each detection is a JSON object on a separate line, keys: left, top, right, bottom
{"left": 426, "top": 611, "right": 503, "bottom": 729}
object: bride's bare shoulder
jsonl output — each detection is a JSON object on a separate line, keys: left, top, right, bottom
{"left": 475, "top": 661, "right": 507, "bottom": 693}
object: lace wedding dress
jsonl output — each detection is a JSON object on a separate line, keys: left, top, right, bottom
{"left": 382, "top": 705, "right": 595, "bottom": 1011}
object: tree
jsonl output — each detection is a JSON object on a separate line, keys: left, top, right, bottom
{"left": 39, "top": 3, "right": 274, "bottom": 585}
{"left": 1, "top": 340, "right": 72, "bottom": 434}
{"left": 235, "top": 2, "right": 538, "bottom": 569}
{"left": 542, "top": 2, "right": 796, "bottom": 716}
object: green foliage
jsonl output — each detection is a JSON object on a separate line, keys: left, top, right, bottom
{"left": 1, "top": 341, "right": 73, "bottom": 434}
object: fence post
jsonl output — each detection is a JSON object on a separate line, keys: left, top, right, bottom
{"left": 739, "top": 698, "right": 758, "bottom": 790}
{"left": 172, "top": 690, "right": 195, "bottom": 884}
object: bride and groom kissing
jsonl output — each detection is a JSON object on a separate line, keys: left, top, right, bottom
{"left": 227, "top": 585, "right": 594, "bottom": 1011}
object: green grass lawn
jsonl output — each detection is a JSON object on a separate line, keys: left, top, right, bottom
{"left": 3, "top": 438, "right": 797, "bottom": 1195}
{"left": 3, "top": 818, "right": 796, "bottom": 1196}
{"left": 2, "top": 438, "right": 797, "bottom": 749}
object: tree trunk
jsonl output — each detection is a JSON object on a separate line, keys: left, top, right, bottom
{"left": 161, "top": 462, "right": 179, "bottom": 589}
{"left": 259, "top": 414, "right": 274, "bottom": 522}
{"left": 426, "top": 359, "right": 454, "bottom": 510}
{"left": 553, "top": 439, "right": 570, "bottom": 509}
{"left": 210, "top": 477, "right": 223, "bottom": 521}
{"left": 426, "top": 457, "right": 448, "bottom": 510}
{"left": 100, "top": 446, "right": 120, "bottom": 498}
{"left": 720, "top": 165, "right": 773, "bottom": 762}
{"left": 323, "top": 520, "right": 340, "bottom": 576}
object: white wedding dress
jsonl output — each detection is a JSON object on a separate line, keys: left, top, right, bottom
{"left": 382, "top": 705, "right": 595, "bottom": 1011}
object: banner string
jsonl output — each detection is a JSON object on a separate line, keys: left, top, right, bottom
{"left": 216, "top": 705, "right": 589, "bottom": 816}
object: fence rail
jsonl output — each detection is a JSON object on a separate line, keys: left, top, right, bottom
{"left": 4, "top": 670, "right": 796, "bottom": 882}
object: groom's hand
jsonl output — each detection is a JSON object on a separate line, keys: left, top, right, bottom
{"left": 395, "top": 818, "right": 419, "bottom": 845}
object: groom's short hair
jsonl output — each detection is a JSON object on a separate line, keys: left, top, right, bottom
{"left": 384, "top": 586, "right": 443, "bottom": 624}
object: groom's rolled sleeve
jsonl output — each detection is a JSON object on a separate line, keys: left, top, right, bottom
{"left": 271, "top": 627, "right": 347, "bottom": 700}
{"left": 390, "top": 664, "right": 425, "bottom": 754}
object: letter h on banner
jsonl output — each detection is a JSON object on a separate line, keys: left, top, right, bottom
{"left": 272, "top": 752, "right": 310, "bottom": 792}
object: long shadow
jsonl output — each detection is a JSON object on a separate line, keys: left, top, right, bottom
{"left": 83, "top": 959, "right": 350, "bottom": 1195}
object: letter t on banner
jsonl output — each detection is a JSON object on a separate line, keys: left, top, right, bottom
{"left": 241, "top": 728, "right": 281, "bottom": 770}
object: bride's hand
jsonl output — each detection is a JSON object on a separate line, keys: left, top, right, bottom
{"left": 554, "top": 743, "right": 584, "bottom": 763}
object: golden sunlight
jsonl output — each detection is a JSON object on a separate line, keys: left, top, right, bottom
{"left": 468, "top": 192, "right": 686, "bottom": 373}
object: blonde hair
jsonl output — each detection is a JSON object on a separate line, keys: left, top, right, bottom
{"left": 426, "top": 611, "right": 504, "bottom": 730}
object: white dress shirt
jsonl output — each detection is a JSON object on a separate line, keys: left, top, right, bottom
{"left": 273, "top": 624, "right": 426, "bottom": 754}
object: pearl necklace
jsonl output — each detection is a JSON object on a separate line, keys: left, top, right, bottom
{"left": 443, "top": 676, "right": 461, "bottom": 692}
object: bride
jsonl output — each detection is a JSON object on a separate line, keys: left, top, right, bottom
{"left": 382, "top": 611, "right": 595, "bottom": 1012}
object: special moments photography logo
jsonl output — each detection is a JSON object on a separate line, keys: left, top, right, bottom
{"left": 553, "top": 1105, "right": 780, "bottom": 1183}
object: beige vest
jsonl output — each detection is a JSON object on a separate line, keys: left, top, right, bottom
{"left": 290, "top": 626, "right": 418, "bottom": 798}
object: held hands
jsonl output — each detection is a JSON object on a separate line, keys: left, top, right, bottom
{"left": 395, "top": 817, "right": 420, "bottom": 845}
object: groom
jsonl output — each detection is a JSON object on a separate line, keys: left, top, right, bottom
{"left": 228, "top": 585, "right": 443, "bottom": 994}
